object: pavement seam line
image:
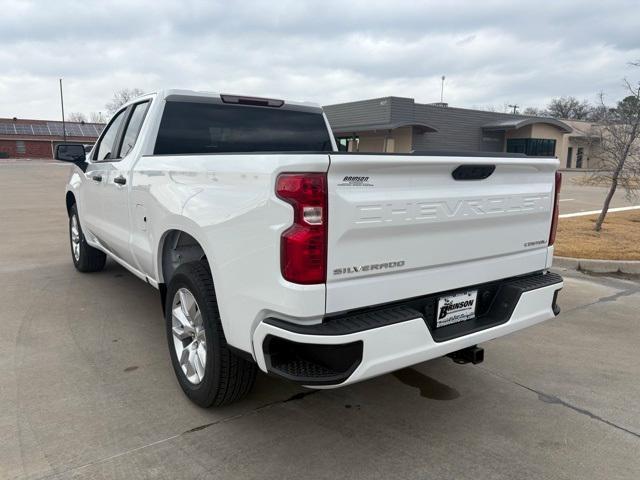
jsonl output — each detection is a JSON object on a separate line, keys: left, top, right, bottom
{"left": 480, "top": 367, "right": 640, "bottom": 440}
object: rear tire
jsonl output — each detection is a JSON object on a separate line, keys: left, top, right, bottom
{"left": 165, "top": 261, "right": 257, "bottom": 407}
{"left": 69, "top": 204, "right": 106, "bottom": 273}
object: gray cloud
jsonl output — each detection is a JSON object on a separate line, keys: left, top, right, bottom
{"left": 0, "top": 0, "right": 638, "bottom": 119}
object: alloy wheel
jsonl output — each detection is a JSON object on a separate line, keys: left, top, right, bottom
{"left": 71, "top": 215, "right": 81, "bottom": 261}
{"left": 171, "top": 288, "right": 207, "bottom": 384}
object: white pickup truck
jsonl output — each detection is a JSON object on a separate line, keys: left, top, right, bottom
{"left": 57, "top": 90, "right": 563, "bottom": 407}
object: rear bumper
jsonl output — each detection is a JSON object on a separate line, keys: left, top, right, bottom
{"left": 252, "top": 271, "right": 563, "bottom": 387}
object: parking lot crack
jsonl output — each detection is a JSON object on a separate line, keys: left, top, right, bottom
{"left": 514, "top": 381, "right": 640, "bottom": 440}
{"left": 480, "top": 367, "right": 639, "bottom": 440}
{"left": 562, "top": 285, "right": 640, "bottom": 315}
{"left": 594, "top": 287, "right": 640, "bottom": 305}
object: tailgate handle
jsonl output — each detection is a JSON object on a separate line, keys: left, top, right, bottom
{"left": 452, "top": 165, "right": 495, "bottom": 181}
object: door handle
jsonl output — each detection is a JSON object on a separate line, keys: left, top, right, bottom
{"left": 91, "top": 174, "right": 102, "bottom": 182}
{"left": 113, "top": 176, "right": 127, "bottom": 185}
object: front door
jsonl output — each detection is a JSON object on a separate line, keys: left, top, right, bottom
{"left": 98, "top": 101, "right": 151, "bottom": 268}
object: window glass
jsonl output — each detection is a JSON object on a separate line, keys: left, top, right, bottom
{"left": 119, "top": 102, "right": 150, "bottom": 158}
{"left": 16, "top": 140, "right": 26, "bottom": 154}
{"left": 576, "top": 147, "right": 584, "bottom": 168}
{"left": 567, "top": 147, "right": 573, "bottom": 168}
{"left": 95, "top": 109, "right": 126, "bottom": 161}
{"left": 154, "top": 102, "right": 333, "bottom": 155}
{"left": 336, "top": 137, "right": 349, "bottom": 151}
{"left": 506, "top": 138, "right": 556, "bottom": 156}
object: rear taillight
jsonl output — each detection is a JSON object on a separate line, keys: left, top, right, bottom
{"left": 276, "top": 173, "right": 327, "bottom": 284}
{"left": 549, "top": 171, "right": 562, "bottom": 246}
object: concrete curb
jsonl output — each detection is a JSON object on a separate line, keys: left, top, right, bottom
{"left": 553, "top": 256, "right": 640, "bottom": 275}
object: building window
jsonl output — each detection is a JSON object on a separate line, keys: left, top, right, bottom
{"left": 16, "top": 140, "right": 26, "bottom": 154}
{"left": 335, "top": 136, "right": 359, "bottom": 152}
{"left": 506, "top": 138, "right": 556, "bottom": 156}
{"left": 567, "top": 147, "right": 573, "bottom": 168}
{"left": 576, "top": 147, "right": 583, "bottom": 168}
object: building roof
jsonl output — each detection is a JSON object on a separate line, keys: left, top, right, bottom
{"left": 332, "top": 120, "right": 438, "bottom": 135}
{"left": 482, "top": 117, "right": 572, "bottom": 133}
{"left": 0, "top": 118, "right": 105, "bottom": 138}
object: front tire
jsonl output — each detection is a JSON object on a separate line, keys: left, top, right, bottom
{"left": 69, "top": 204, "right": 106, "bottom": 273}
{"left": 165, "top": 261, "right": 257, "bottom": 407}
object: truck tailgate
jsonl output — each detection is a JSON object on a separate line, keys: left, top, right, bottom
{"left": 326, "top": 154, "right": 558, "bottom": 313}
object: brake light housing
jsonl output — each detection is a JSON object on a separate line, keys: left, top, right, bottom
{"left": 276, "top": 173, "right": 327, "bottom": 284}
{"left": 549, "top": 171, "right": 562, "bottom": 246}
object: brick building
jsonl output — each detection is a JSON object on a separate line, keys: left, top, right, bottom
{"left": 0, "top": 118, "right": 105, "bottom": 159}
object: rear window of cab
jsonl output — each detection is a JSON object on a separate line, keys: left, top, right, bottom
{"left": 154, "top": 101, "right": 333, "bottom": 155}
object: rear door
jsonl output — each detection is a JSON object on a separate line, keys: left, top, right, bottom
{"left": 81, "top": 108, "right": 128, "bottom": 242}
{"left": 325, "top": 153, "right": 558, "bottom": 311}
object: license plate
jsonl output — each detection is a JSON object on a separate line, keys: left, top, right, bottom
{"left": 436, "top": 290, "right": 478, "bottom": 328}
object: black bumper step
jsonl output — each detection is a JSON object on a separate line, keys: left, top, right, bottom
{"left": 265, "top": 271, "right": 563, "bottom": 341}
{"left": 263, "top": 336, "right": 363, "bottom": 385}
{"left": 272, "top": 358, "right": 340, "bottom": 378}
{"left": 265, "top": 305, "right": 421, "bottom": 336}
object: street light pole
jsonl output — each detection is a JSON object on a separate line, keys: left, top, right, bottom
{"left": 440, "top": 75, "right": 446, "bottom": 103}
{"left": 59, "top": 78, "right": 67, "bottom": 141}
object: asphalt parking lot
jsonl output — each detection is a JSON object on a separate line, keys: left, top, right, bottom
{"left": 559, "top": 171, "right": 639, "bottom": 215}
{"left": 1, "top": 162, "right": 639, "bottom": 480}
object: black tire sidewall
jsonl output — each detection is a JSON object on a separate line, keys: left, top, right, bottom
{"left": 165, "top": 263, "right": 222, "bottom": 407}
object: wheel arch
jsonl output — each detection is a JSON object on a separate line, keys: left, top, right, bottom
{"left": 65, "top": 191, "right": 76, "bottom": 216}
{"left": 157, "top": 227, "right": 215, "bottom": 310}
{"left": 159, "top": 229, "right": 209, "bottom": 284}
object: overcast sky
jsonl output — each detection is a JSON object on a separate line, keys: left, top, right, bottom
{"left": 1, "top": 0, "right": 639, "bottom": 120}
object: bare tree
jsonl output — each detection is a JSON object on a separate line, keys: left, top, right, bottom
{"left": 66, "top": 112, "right": 87, "bottom": 122}
{"left": 105, "top": 88, "right": 144, "bottom": 114}
{"left": 89, "top": 111, "right": 107, "bottom": 123}
{"left": 546, "top": 96, "right": 593, "bottom": 120}
{"left": 591, "top": 67, "right": 640, "bottom": 231}
{"left": 523, "top": 106, "right": 548, "bottom": 117}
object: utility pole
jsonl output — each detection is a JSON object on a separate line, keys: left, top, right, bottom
{"left": 59, "top": 78, "right": 67, "bottom": 141}
{"left": 508, "top": 104, "right": 519, "bottom": 114}
{"left": 440, "top": 76, "right": 446, "bottom": 103}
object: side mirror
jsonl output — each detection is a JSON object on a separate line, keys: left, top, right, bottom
{"left": 55, "top": 143, "right": 86, "bottom": 164}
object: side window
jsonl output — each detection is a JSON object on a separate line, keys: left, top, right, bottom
{"left": 118, "top": 101, "right": 150, "bottom": 158}
{"left": 94, "top": 109, "right": 126, "bottom": 161}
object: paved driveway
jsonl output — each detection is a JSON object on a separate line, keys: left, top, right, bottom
{"left": 1, "top": 162, "right": 639, "bottom": 479}
{"left": 559, "top": 170, "right": 639, "bottom": 215}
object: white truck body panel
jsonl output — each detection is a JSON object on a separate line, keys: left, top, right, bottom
{"left": 325, "top": 154, "right": 557, "bottom": 312}
{"left": 130, "top": 153, "right": 330, "bottom": 351}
